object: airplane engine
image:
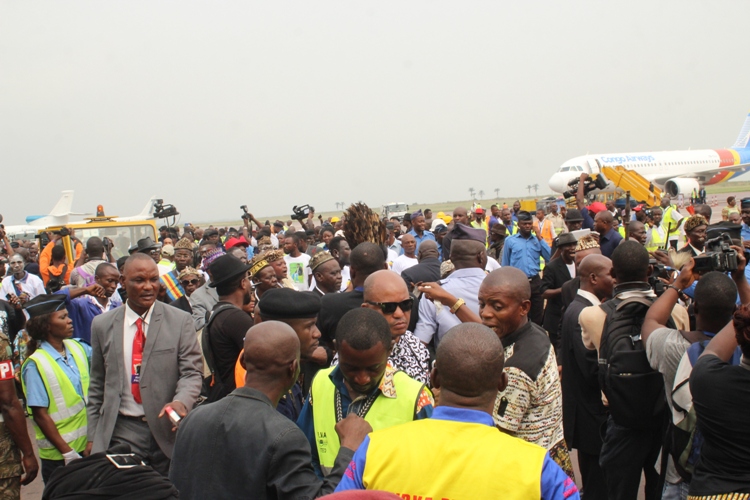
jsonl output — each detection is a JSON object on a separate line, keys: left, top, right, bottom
{"left": 664, "top": 178, "right": 700, "bottom": 198}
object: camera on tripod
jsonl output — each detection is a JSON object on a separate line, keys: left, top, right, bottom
{"left": 562, "top": 174, "right": 608, "bottom": 199}
{"left": 153, "top": 199, "right": 179, "bottom": 219}
{"left": 291, "top": 205, "right": 314, "bottom": 222}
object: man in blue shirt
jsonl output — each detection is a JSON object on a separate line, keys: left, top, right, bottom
{"left": 406, "top": 210, "right": 435, "bottom": 253}
{"left": 502, "top": 210, "right": 550, "bottom": 325}
{"left": 741, "top": 197, "right": 750, "bottom": 243}
{"left": 54, "top": 263, "right": 122, "bottom": 344}
{"left": 335, "top": 322, "right": 578, "bottom": 499}
{"left": 594, "top": 211, "right": 623, "bottom": 258}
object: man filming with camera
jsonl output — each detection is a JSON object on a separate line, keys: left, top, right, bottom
{"left": 579, "top": 241, "right": 690, "bottom": 500}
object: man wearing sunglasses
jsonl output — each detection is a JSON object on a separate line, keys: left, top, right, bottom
{"left": 361, "top": 270, "right": 430, "bottom": 384}
{"left": 169, "top": 267, "right": 203, "bottom": 315}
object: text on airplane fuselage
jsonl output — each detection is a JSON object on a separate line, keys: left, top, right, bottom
{"left": 600, "top": 155, "right": 656, "bottom": 164}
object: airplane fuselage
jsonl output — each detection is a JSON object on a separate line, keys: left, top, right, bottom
{"left": 549, "top": 147, "right": 750, "bottom": 197}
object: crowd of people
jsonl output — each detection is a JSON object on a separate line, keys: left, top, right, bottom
{"left": 0, "top": 181, "right": 749, "bottom": 499}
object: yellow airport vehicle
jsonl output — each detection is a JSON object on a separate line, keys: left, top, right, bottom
{"left": 38, "top": 217, "right": 158, "bottom": 261}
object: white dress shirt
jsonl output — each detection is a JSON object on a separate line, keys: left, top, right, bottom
{"left": 120, "top": 301, "right": 155, "bottom": 417}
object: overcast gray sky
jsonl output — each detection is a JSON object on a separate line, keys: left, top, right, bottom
{"left": 1, "top": 1, "right": 749, "bottom": 224}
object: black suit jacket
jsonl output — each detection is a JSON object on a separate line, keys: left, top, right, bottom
{"left": 560, "top": 294, "right": 606, "bottom": 454}
{"left": 169, "top": 387, "right": 352, "bottom": 499}
{"left": 541, "top": 257, "right": 573, "bottom": 356}
{"left": 401, "top": 258, "right": 441, "bottom": 292}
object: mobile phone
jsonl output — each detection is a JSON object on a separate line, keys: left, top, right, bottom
{"left": 165, "top": 405, "right": 182, "bottom": 426}
{"left": 106, "top": 453, "right": 145, "bottom": 469}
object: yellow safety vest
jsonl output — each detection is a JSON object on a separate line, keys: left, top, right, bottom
{"left": 362, "top": 417, "right": 547, "bottom": 499}
{"left": 311, "top": 367, "right": 426, "bottom": 475}
{"left": 663, "top": 206, "right": 681, "bottom": 236}
{"left": 471, "top": 220, "right": 489, "bottom": 248}
{"left": 22, "top": 340, "right": 89, "bottom": 460}
{"left": 645, "top": 226, "right": 667, "bottom": 252}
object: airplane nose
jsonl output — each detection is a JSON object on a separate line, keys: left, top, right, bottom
{"left": 548, "top": 173, "right": 569, "bottom": 194}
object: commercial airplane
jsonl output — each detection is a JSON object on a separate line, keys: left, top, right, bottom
{"left": 548, "top": 110, "right": 750, "bottom": 198}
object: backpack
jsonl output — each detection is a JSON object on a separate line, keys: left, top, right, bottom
{"left": 46, "top": 265, "right": 68, "bottom": 293}
{"left": 598, "top": 296, "right": 669, "bottom": 430}
{"left": 667, "top": 339, "right": 742, "bottom": 481}
{"left": 198, "top": 303, "right": 237, "bottom": 404}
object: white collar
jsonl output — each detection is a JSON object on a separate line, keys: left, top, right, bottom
{"left": 125, "top": 301, "right": 155, "bottom": 327}
{"left": 576, "top": 289, "right": 601, "bottom": 306}
{"left": 689, "top": 244, "right": 705, "bottom": 255}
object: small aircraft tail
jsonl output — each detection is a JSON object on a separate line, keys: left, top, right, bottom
{"left": 732, "top": 111, "right": 750, "bottom": 149}
{"left": 47, "top": 190, "right": 75, "bottom": 217}
{"left": 139, "top": 196, "right": 159, "bottom": 218}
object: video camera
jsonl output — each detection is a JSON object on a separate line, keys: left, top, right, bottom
{"left": 562, "top": 174, "right": 608, "bottom": 199}
{"left": 153, "top": 199, "right": 179, "bottom": 219}
{"left": 693, "top": 233, "right": 739, "bottom": 273}
{"left": 240, "top": 205, "right": 251, "bottom": 220}
{"left": 648, "top": 258, "right": 668, "bottom": 296}
{"left": 291, "top": 205, "right": 314, "bottom": 222}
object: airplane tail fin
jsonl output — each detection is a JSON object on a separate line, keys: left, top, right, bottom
{"left": 139, "top": 196, "right": 159, "bottom": 218}
{"left": 732, "top": 111, "right": 750, "bottom": 149}
{"left": 48, "top": 190, "right": 75, "bottom": 217}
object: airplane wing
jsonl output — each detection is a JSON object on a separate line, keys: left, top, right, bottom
{"left": 650, "top": 163, "right": 750, "bottom": 185}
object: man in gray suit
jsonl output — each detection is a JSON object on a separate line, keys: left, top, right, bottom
{"left": 86, "top": 253, "right": 203, "bottom": 475}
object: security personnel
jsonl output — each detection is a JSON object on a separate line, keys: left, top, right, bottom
{"left": 501, "top": 210, "right": 551, "bottom": 325}
{"left": 334, "top": 323, "right": 578, "bottom": 499}
{"left": 660, "top": 195, "right": 684, "bottom": 247}
{"left": 645, "top": 207, "right": 667, "bottom": 252}
{"left": 0, "top": 300, "right": 38, "bottom": 495}
{"left": 297, "top": 308, "right": 433, "bottom": 477}
{"left": 21, "top": 294, "right": 91, "bottom": 483}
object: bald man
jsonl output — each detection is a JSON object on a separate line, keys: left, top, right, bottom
{"left": 560, "top": 255, "right": 613, "bottom": 499}
{"left": 400, "top": 240, "right": 441, "bottom": 293}
{"left": 478, "top": 267, "right": 573, "bottom": 478}
{"left": 361, "top": 270, "right": 430, "bottom": 384}
{"left": 626, "top": 220, "right": 647, "bottom": 245}
{"left": 170, "top": 322, "right": 371, "bottom": 499}
{"left": 391, "top": 234, "right": 418, "bottom": 275}
{"left": 335, "top": 323, "right": 579, "bottom": 498}
{"left": 594, "top": 210, "right": 623, "bottom": 258}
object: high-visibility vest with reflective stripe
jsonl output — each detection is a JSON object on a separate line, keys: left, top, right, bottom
{"left": 22, "top": 340, "right": 89, "bottom": 460}
{"left": 311, "top": 367, "right": 425, "bottom": 476}
{"left": 362, "top": 417, "right": 548, "bottom": 499}
{"left": 663, "top": 206, "right": 681, "bottom": 236}
{"left": 645, "top": 226, "right": 667, "bottom": 252}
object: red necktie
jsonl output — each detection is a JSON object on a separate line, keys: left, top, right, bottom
{"left": 131, "top": 318, "right": 145, "bottom": 404}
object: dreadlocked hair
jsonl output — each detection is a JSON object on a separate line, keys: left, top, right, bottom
{"left": 25, "top": 313, "right": 53, "bottom": 357}
{"left": 343, "top": 202, "right": 387, "bottom": 250}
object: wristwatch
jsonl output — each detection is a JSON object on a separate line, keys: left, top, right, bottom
{"left": 666, "top": 284, "right": 683, "bottom": 294}
{"left": 450, "top": 298, "right": 466, "bottom": 314}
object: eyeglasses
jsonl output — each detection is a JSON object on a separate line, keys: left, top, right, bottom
{"left": 365, "top": 298, "right": 414, "bottom": 315}
{"left": 180, "top": 279, "right": 200, "bottom": 287}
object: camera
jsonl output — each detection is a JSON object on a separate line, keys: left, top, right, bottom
{"left": 562, "top": 174, "right": 608, "bottom": 199}
{"left": 291, "top": 205, "right": 315, "bottom": 222}
{"left": 153, "top": 199, "right": 179, "bottom": 219}
{"left": 693, "top": 233, "right": 738, "bottom": 273}
{"left": 240, "top": 205, "right": 251, "bottom": 220}
{"left": 648, "top": 258, "right": 668, "bottom": 296}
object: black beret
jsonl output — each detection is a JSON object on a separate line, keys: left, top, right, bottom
{"left": 258, "top": 289, "right": 321, "bottom": 320}
{"left": 742, "top": 198, "right": 750, "bottom": 209}
{"left": 516, "top": 210, "right": 533, "bottom": 221}
{"left": 450, "top": 223, "right": 486, "bottom": 244}
{"left": 24, "top": 294, "right": 67, "bottom": 318}
{"left": 203, "top": 228, "right": 219, "bottom": 238}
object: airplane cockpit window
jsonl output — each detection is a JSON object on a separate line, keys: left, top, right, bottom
{"left": 561, "top": 166, "right": 570, "bottom": 172}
